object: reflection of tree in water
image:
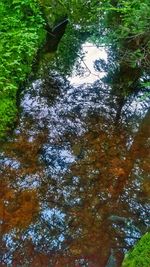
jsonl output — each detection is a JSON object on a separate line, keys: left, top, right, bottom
{"left": 1, "top": 0, "right": 150, "bottom": 265}
{"left": 57, "top": 110, "right": 149, "bottom": 266}
{"left": 0, "top": 89, "right": 149, "bottom": 265}
{"left": 1, "top": 24, "right": 150, "bottom": 265}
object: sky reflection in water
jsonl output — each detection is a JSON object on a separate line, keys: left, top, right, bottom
{"left": 0, "top": 42, "right": 150, "bottom": 267}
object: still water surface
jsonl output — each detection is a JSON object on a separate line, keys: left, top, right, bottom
{"left": 0, "top": 40, "right": 150, "bottom": 266}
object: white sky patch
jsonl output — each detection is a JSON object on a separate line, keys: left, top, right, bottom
{"left": 16, "top": 174, "right": 41, "bottom": 189}
{"left": 42, "top": 208, "right": 65, "bottom": 220}
{"left": 0, "top": 155, "right": 20, "bottom": 169}
{"left": 69, "top": 42, "right": 107, "bottom": 85}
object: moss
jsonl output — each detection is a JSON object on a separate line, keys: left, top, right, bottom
{"left": 0, "top": 0, "right": 46, "bottom": 140}
{"left": 122, "top": 233, "right": 150, "bottom": 267}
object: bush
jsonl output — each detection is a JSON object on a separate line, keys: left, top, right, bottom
{"left": 122, "top": 232, "right": 150, "bottom": 267}
{"left": 0, "top": 0, "right": 46, "bottom": 139}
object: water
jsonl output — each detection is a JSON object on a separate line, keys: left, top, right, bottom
{"left": 0, "top": 41, "right": 150, "bottom": 266}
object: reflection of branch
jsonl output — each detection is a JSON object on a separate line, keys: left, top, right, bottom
{"left": 112, "top": 107, "right": 150, "bottom": 199}
{"left": 82, "top": 45, "right": 111, "bottom": 48}
{"left": 79, "top": 55, "right": 101, "bottom": 79}
{"left": 119, "top": 235, "right": 139, "bottom": 240}
{"left": 40, "top": 215, "right": 66, "bottom": 234}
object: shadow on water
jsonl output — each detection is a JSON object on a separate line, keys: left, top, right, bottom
{"left": 0, "top": 22, "right": 150, "bottom": 267}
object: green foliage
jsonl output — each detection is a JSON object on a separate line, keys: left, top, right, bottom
{"left": 98, "top": 0, "right": 150, "bottom": 62}
{"left": 98, "top": 0, "right": 150, "bottom": 40}
{"left": 122, "top": 233, "right": 150, "bottom": 267}
{"left": 41, "top": 25, "right": 87, "bottom": 77}
{"left": 97, "top": 0, "right": 150, "bottom": 98}
{"left": 38, "top": 0, "right": 102, "bottom": 77}
{"left": 0, "top": 98, "right": 17, "bottom": 136}
{"left": 39, "top": 0, "right": 100, "bottom": 29}
{"left": 0, "top": 0, "right": 45, "bottom": 139}
{"left": 1, "top": 0, "right": 150, "bottom": 139}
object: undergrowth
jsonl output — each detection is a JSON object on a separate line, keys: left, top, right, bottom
{"left": 122, "top": 232, "right": 150, "bottom": 267}
{"left": 0, "top": 0, "right": 46, "bottom": 139}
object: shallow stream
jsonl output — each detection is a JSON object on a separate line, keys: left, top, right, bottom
{"left": 0, "top": 38, "right": 150, "bottom": 266}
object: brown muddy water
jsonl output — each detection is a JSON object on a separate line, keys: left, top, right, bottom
{"left": 0, "top": 42, "right": 150, "bottom": 267}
